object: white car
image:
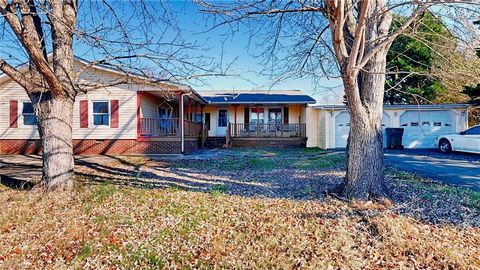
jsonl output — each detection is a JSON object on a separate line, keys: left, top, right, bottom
{"left": 435, "top": 125, "right": 480, "bottom": 154}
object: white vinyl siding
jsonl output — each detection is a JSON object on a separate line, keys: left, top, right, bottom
{"left": 73, "top": 69, "right": 137, "bottom": 140}
{"left": 305, "top": 107, "right": 319, "bottom": 148}
{"left": 0, "top": 66, "right": 138, "bottom": 140}
{"left": 0, "top": 81, "right": 40, "bottom": 139}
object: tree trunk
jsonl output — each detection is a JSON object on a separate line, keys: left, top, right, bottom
{"left": 340, "top": 48, "right": 390, "bottom": 200}
{"left": 341, "top": 112, "right": 386, "bottom": 200}
{"left": 36, "top": 97, "right": 75, "bottom": 190}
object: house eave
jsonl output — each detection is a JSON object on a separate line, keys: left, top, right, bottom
{"left": 312, "top": 104, "right": 471, "bottom": 111}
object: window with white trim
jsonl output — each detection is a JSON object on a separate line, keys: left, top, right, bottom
{"left": 22, "top": 102, "right": 37, "bottom": 126}
{"left": 93, "top": 101, "right": 110, "bottom": 126}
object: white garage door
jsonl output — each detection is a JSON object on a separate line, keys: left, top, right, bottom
{"left": 334, "top": 112, "right": 391, "bottom": 148}
{"left": 400, "top": 110, "right": 456, "bottom": 148}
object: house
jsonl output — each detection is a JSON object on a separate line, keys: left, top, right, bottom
{"left": 1, "top": 58, "right": 471, "bottom": 154}
{"left": 306, "top": 104, "right": 470, "bottom": 149}
{"left": 0, "top": 57, "right": 207, "bottom": 155}
{"left": 201, "top": 90, "right": 316, "bottom": 148}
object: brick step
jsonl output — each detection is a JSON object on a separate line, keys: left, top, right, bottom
{"left": 204, "top": 137, "right": 226, "bottom": 148}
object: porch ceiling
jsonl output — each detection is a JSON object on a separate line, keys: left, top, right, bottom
{"left": 141, "top": 90, "right": 206, "bottom": 105}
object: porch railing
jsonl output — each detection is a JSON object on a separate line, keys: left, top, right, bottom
{"left": 140, "top": 118, "right": 203, "bottom": 137}
{"left": 230, "top": 123, "right": 306, "bottom": 138}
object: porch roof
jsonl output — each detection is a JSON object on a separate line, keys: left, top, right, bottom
{"left": 200, "top": 90, "right": 316, "bottom": 105}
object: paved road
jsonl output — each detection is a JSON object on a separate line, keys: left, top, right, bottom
{"left": 384, "top": 149, "right": 480, "bottom": 192}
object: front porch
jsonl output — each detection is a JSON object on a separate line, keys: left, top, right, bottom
{"left": 229, "top": 123, "right": 306, "bottom": 138}
{"left": 136, "top": 91, "right": 208, "bottom": 153}
{"left": 222, "top": 104, "right": 308, "bottom": 148}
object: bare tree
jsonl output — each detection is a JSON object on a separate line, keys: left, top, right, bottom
{"left": 198, "top": 0, "right": 480, "bottom": 200}
{"left": 0, "top": 0, "right": 223, "bottom": 190}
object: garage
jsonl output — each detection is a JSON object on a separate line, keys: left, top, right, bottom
{"left": 334, "top": 111, "right": 391, "bottom": 148}
{"left": 307, "top": 104, "right": 470, "bottom": 149}
{"left": 400, "top": 110, "right": 456, "bottom": 148}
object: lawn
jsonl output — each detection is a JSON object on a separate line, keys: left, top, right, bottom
{"left": 0, "top": 148, "right": 479, "bottom": 269}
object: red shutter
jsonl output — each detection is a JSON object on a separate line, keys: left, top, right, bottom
{"left": 9, "top": 100, "right": 18, "bottom": 128}
{"left": 110, "top": 100, "right": 119, "bottom": 128}
{"left": 80, "top": 100, "right": 88, "bottom": 128}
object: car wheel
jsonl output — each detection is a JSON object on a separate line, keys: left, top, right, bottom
{"left": 439, "top": 139, "right": 452, "bottom": 153}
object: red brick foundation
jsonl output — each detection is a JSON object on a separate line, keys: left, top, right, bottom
{"left": 0, "top": 138, "right": 199, "bottom": 155}
{"left": 231, "top": 137, "right": 307, "bottom": 148}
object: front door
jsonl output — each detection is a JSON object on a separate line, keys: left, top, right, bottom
{"left": 216, "top": 109, "right": 228, "bottom": 136}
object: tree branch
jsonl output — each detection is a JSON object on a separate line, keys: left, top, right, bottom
{"left": 356, "top": 3, "right": 431, "bottom": 70}
{"left": 0, "top": 57, "right": 34, "bottom": 90}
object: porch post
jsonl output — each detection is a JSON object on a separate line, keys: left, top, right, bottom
{"left": 179, "top": 92, "right": 186, "bottom": 153}
{"left": 137, "top": 92, "right": 143, "bottom": 140}
{"left": 188, "top": 98, "right": 191, "bottom": 121}
{"left": 177, "top": 92, "right": 183, "bottom": 138}
{"left": 281, "top": 106, "right": 284, "bottom": 138}
{"left": 299, "top": 106, "right": 302, "bottom": 137}
{"left": 256, "top": 108, "right": 259, "bottom": 137}
{"left": 234, "top": 105, "right": 237, "bottom": 137}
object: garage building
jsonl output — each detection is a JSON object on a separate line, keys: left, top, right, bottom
{"left": 306, "top": 104, "right": 470, "bottom": 149}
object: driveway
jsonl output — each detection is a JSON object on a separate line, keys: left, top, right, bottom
{"left": 384, "top": 149, "right": 480, "bottom": 191}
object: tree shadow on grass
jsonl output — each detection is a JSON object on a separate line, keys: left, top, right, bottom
{"left": 1, "top": 152, "right": 478, "bottom": 228}
{"left": 75, "top": 154, "right": 343, "bottom": 200}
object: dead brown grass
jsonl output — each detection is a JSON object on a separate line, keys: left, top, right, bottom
{"left": 0, "top": 183, "right": 479, "bottom": 270}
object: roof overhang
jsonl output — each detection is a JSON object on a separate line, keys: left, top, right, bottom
{"left": 312, "top": 104, "right": 471, "bottom": 111}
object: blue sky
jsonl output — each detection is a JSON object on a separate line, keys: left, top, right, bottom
{"left": 0, "top": 1, "right": 344, "bottom": 104}
{"left": 169, "top": 2, "right": 344, "bottom": 103}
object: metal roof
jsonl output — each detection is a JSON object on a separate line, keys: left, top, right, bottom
{"left": 201, "top": 90, "right": 316, "bottom": 105}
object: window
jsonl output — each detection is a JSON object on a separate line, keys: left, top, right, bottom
{"left": 465, "top": 126, "right": 480, "bottom": 135}
{"left": 93, "top": 101, "right": 110, "bottom": 126}
{"left": 218, "top": 109, "right": 228, "bottom": 127}
{"left": 410, "top": 122, "right": 419, "bottom": 126}
{"left": 250, "top": 108, "right": 264, "bottom": 124}
{"left": 158, "top": 107, "right": 172, "bottom": 119}
{"left": 268, "top": 108, "right": 282, "bottom": 125}
{"left": 433, "top": 122, "right": 442, "bottom": 127}
{"left": 190, "top": 113, "right": 203, "bottom": 123}
{"left": 22, "top": 102, "right": 37, "bottom": 126}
